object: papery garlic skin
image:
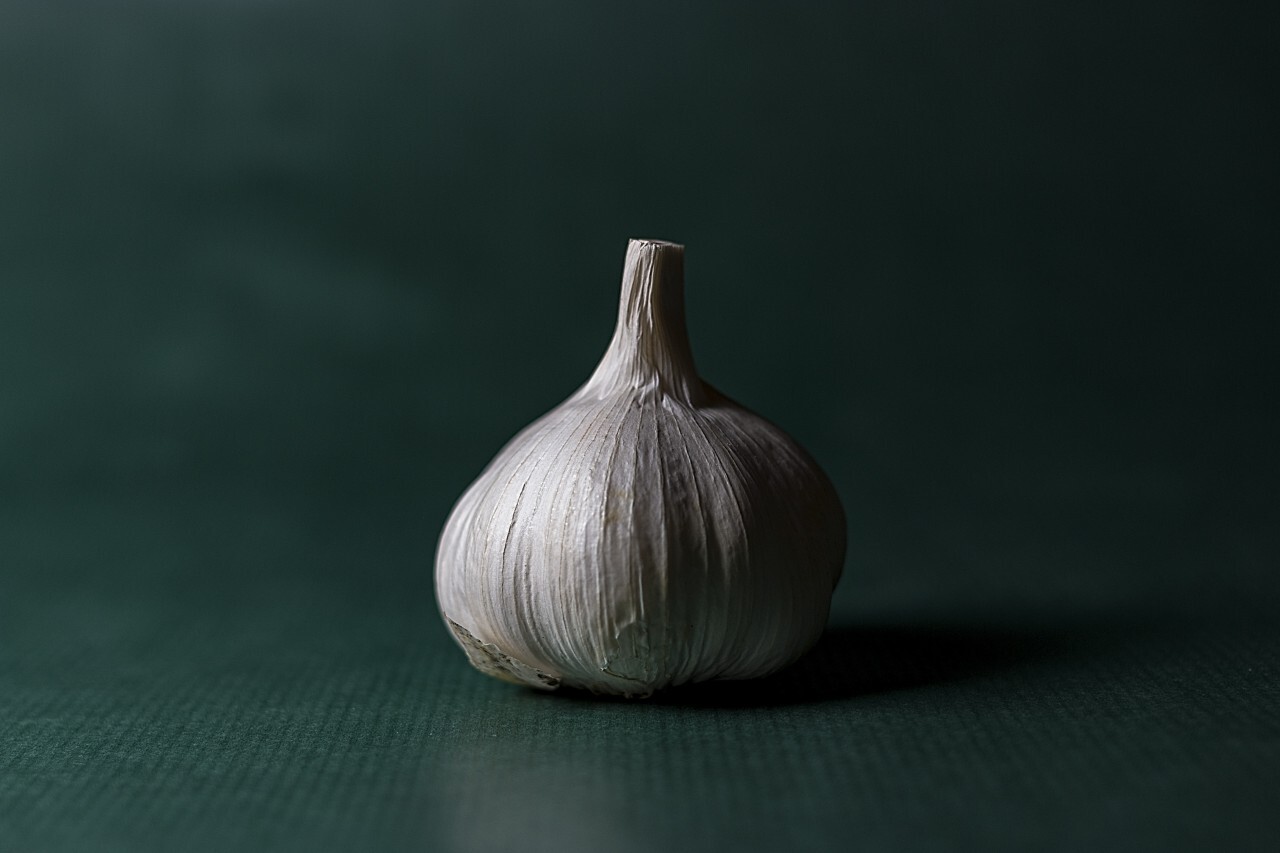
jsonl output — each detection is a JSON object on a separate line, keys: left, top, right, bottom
{"left": 435, "top": 239, "right": 845, "bottom": 696}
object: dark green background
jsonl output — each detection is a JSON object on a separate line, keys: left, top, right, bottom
{"left": 2, "top": 1, "right": 1277, "bottom": 851}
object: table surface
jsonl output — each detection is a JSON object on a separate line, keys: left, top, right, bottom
{"left": 2, "top": 2, "right": 1277, "bottom": 851}
{"left": 5, "top": 497, "right": 1278, "bottom": 853}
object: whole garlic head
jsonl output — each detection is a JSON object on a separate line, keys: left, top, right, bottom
{"left": 435, "top": 239, "right": 845, "bottom": 697}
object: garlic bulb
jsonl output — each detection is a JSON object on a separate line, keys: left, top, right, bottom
{"left": 435, "top": 239, "right": 845, "bottom": 697}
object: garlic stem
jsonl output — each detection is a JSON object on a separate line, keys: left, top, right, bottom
{"left": 580, "top": 239, "right": 703, "bottom": 404}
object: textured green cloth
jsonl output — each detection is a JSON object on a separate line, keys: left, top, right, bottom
{"left": 2, "top": 2, "right": 1277, "bottom": 851}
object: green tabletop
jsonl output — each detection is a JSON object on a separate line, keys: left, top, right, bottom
{"left": 2, "top": 2, "right": 1277, "bottom": 851}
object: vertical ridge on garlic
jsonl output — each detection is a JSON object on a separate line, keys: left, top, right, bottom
{"left": 435, "top": 238, "right": 845, "bottom": 697}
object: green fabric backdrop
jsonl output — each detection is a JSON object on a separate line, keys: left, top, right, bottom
{"left": 2, "top": 1, "right": 1277, "bottom": 851}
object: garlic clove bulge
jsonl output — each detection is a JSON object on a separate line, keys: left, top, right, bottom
{"left": 434, "top": 238, "right": 845, "bottom": 697}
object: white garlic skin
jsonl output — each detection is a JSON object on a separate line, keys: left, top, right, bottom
{"left": 435, "top": 239, "right": 845, "bottom": 697}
